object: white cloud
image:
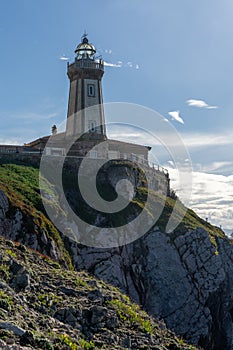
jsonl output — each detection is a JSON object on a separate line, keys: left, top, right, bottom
{"left": 168, "top": 111, "right": 184, "bottom": 124}
{"left": 104, "top": 59, "right": 140, "bottom": 70}
{"left": 59, "top": 56, "right": 69, "bottom": 61}
{"left": 169, "top": 168, "right": 233, "bottom": 231}
{"left": 104, "top": 61, "right": 122, "bottom": 68}
{"left": 206, "top": 106, "right": 218, "bottom": 110}
{"left": 187, "top": 99, "right": 218, "bottom": 109}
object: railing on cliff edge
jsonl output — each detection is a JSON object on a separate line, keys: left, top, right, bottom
{"left": 0, "top": 149, "right": 169, "bottom": 176}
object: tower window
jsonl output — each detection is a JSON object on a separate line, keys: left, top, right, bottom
{"left": 89, "top": 150, "right": 98, "bottom": 159}
{"left": 88, "top": 84, "right": 95, "bottom": 97}
{"left": 89, "top": 120, "right": 96, "bottom": 133}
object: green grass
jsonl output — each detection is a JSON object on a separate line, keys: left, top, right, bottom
{"left": 5, "top": 249, "right": 17, "bottom": 258}
{"left": 0, "top": 290, "right": 13, "bottom": 312}
{"left": 0, "top": 264, "right": 10, "bottom": 281}
{"left": 108, "top": 298, "right": 154, "bottom": 334}
{"left": 59, "top": 334, "right": 95, "bottom": 350}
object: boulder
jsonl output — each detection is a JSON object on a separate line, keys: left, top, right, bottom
{"left": 0, "top": 322, "right": 25, "bottom": 336}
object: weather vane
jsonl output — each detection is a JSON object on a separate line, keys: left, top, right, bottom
{"left": 82, "top": 30, "right": 88, "bottom": 40}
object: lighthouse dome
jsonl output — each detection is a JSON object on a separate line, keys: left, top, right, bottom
{"left": 75, "top": 35, "right": 96, "bottom": 59}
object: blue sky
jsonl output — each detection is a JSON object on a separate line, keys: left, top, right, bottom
{"left": 1, "top": 0, "right": 233, "bottom": 230}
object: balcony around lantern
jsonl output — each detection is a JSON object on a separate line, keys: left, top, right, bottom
{"left": 68, "top": 59, "right": 104, "bottom": 71}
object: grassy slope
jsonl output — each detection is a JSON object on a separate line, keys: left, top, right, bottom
{"left": 0, "top": 162, "right": 227, "bottom": 248}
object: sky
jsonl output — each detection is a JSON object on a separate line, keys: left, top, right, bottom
{"left": 1, "top": 0, "right": 233, "bottom": 232}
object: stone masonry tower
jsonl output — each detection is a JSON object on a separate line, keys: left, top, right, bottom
{"left": 66, "top": 34, "right": 106, "bottom": 140}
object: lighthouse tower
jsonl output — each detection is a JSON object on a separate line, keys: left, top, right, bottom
{"left": 66, "top": 34, "right": 106, "bottom": 140}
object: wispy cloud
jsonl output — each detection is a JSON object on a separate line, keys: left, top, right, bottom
{"left": 59, "top": 55, "right": 69, "bottom": 61}
{"left": 194, "top": 161, "right": 233, "bottom": 175}
{"left": 97, "top": 48, "right": 113, "bottom": 55}
{"left": 104, "top": 60, "right": 140, "bottom": 69}
{"left": 181, "top": 132, "right": 233, "bottom": 148}
{"left": 187, "top": 99, "right": 218, "bottom": 109}
{"left": 126, "top": 62, "right": 140, "bottom": 69}
{"left": 104, "top": 61, "right": 123, "bottom": 68}
{"left": 168, "top": 111, "right": 184, "bottom": 124}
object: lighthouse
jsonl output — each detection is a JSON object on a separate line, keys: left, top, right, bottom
{"left": 24, "top": 33, "right": 151, "bottom": 166}
{"left": 66, "top": 34, "right": 106, "bottom": 140}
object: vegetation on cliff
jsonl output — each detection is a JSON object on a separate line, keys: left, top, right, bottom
{"left": 0, "top": 161, "right": 225, "bottom": 244}
{"left": 0, "top": 237, "right": 199, "bottom": 349}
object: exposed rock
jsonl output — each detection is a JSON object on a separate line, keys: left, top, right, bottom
{"left": 90, "top": 305, "right": 107, "bottom": 325}
{"left": 19, "top": 331, "right": 35, "bottom": 347}
{"left": 0, "top": 339, "right": 33, "bottom": 349}
{"left": 0, "top": 226, "right": 198, "bottom": 350}
{"left": 73, "top": 227, "right": 233, "bottom": 349}
{"left": 10, "top": 272, "right": 30, "bottom": 292}
{"left": 105, "top": 313, "right": 119, "bottom": 330}
{"left": 53, "top": 306, "right": 82, "bottom": 327}
{"left": 121, "top": 336, "right": 131, "bottom": 348}
{"left": 9, "top": 260, "right": 30, "bottom": 292}
{"left": 0, "top": 190, "right": 9, "bottom": 219}
{"left": 0, "top": 192, "right": 64, "bottom": 265}
{"left": 0, "top": 322, "right": 25, "bottom": 336}
{"left": 87, "top": 288, "right": 103, "bottom": 302}
{"left": 58, "top": 286, "right": 77, "bottom": 296}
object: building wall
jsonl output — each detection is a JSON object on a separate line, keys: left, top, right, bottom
{"left": 67, "top": 80, "right": 77, "bottom": 118}
{"left": 108, "top": 140, "right": 149, "bottom": 161}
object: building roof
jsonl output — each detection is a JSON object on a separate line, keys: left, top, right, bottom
{"left": 25, "top": 132, "right": 66, "bottom": 149}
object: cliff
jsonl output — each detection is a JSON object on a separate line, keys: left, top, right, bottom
{"left": 0, "top": 160, "right": 232, "bottom": 349}
{"left": 0, "top": 237, "right": 198, "bottom": 349}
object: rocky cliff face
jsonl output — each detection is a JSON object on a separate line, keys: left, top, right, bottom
{"left": 70, "top": 228, "right": 233, "bottom": 350}
{"left": 0, "top": 189, "right": 71, "bottom": 272}
{"left": 0, "top": 193, "right": 60, "bottom": 261}
{"left": 0, "top": 236, "right": 198, "bottom": 350}
{"left": 1, "top": 163, "right": 233, "bottom": 349}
